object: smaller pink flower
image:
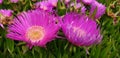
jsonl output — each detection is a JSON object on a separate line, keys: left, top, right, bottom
{"left": 35, "top": 1, "right": 54, "bottom": 12}
{"left": 70, "top": 3, "right": 86, "bottom": 14}
{"left": 10, "top": 0, "right": 19, "bottom": 3}
{"left": 48, "top": 0, "right": 58, "bottom": 7}
{"left": 64, "top": 0, "right": 70, "bottom": 3}
{"left": 82, "top": 0, "right": 95, "bottom": 5}
{"left": 70, "top": 3, "right": 82, "bottom": 9}
{"left": 81, "top": 6, "right": 86, "bottom": 14}
{"left": 0, "top": 9, "right": 13, "bottom": 17}
{"left": 0, "top": 9, "right": 13, "bottom": 28}
{"left": 61, "top": 12, "right": 102, "bottom": 47}
{"left": 77, "top": 0, "right": 95, "bottom": 5}
{"left": 0, "top": 0, "right": 3, "bottom": 4}
{"left": 90, "top": 1, "right": 106, "bottom": 19}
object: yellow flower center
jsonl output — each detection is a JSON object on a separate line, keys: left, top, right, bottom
{"left": 26, "top": 26, "right": 45, "bottom": 42}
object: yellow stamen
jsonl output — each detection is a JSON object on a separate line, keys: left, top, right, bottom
{"left": 26, "top": 26, "right": 45, "bottom": 42}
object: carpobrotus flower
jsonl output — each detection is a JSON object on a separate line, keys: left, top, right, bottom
{"left": 0, "top": 9, "right": 13, "bottom": 17}
{"left": 10, "top": 0, "right": 19, "bottom": 3}
{"left": 0, "top": 9, "right": 13, "bottom": 28}
{"left": 63, "top": 0, "right": 70, "bottom": 4}
{"left": 35, "top": 1, "right": 53, "bottom": 11}
{"left": 81, "top": 6, "right": 86, "bottom": 14}
{"left": 70, "top": 3, "right": 82, "bottom": 9}
{"left": 35, "top": 0, "right": 58, "bottom": 11}
{"left": 7, "top": 10, "right": 59, "bottom": 48}
{"left": 70, "top": 2, "right": 86, "bottom": 14}
{"left": 61, "top": 13, "right": 102, "bottom": 46}
{"left": 90, "top": 1, "right": 106, "bottom": 19}
{"left": 48, "top": 0, "right": 58, "bottom": 7}
{"left": 0, "top": 0, "right": 3, "bottom": 4}
{"left": 82, "top": 0, "right": 95, "bottom": 5}
{"left": 77, "top": 0, "right": 95, "bottom": 5}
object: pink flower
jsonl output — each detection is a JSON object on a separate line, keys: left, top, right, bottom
{"left": 77, "top": 0, "right": 95, "bottom": 5}
{"left": 61, "top": 12, "right": 102, "bottom": 46}
{"left": 48, "top": 0, "right": 58, "bottom": 7}
{"left": 82, "top": 0, "right": 95, "bottom": 5}
{"left": 10, "top": 0, "right": 19, "bottom": 3}
{"left": 81, "top": 6, "right": 86, "bottom": 14}
{"left": 0, "top": 0, "right": 3, "bottom": 4}
{"left": 0, "top": 9, "right": 13, "bottom": 28}
{"left": 35, "top": 1, "right": 54, "bottom": 12}
{"left": 7, "top": 10, "right": 60, "bottom": 48}
{"left": 90, "top": 1, "right": 106, "bottom": 19}
{"left": 70, "top": 3, "right": 82, "bottom": 9}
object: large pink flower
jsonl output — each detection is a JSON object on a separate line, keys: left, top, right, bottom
{"left": 7, "top": 10, "right": 60, "bottom": 48}
{"left": 61, "top": 12, "right": 102, "bottom": 46}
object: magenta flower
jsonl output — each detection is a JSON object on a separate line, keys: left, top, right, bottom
{"left": 70, "top": 3, "right": 86, "bottom": 14}
{"left": 48, "top": 0, "right": 58, "bottom": 7}
{"left": 81, "top": 6, "right": 86, "bottom": 14}
{"left": 61, "top": 13, "right": 102, "bottom": 46}
{"left": 0, "top": 9, "right": 13, "bottom": 28}
{"left": 82, "top": 0, "right": 95, "bottom": 5}
{"left": 77, "top": 0, "right": 95, "bottom": 5}
{"left": 64, "top": 0, "right": 70, "bottom": 4}
{"left": 0, "top": 9, "right": 13, "bottom": 17}
{"left": 7, "top": 10, "right": 60, "bottom": 48}
{"left": 90, "top": 1, "right": 106, "bottom": 19}
{"left": 35, "top": 0, "right": 58, "bottom": 11}
{"left": 70, "top": 3, "right": 82, "bottom": 9}
{"left": 35, "top": 1, "right": 54, "bottom": 11}
{"left": 10, "top": 0, "right": 19, "bottom": 3}
{"left": 0, "top": 0, "right": 3, "bottom": 4}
